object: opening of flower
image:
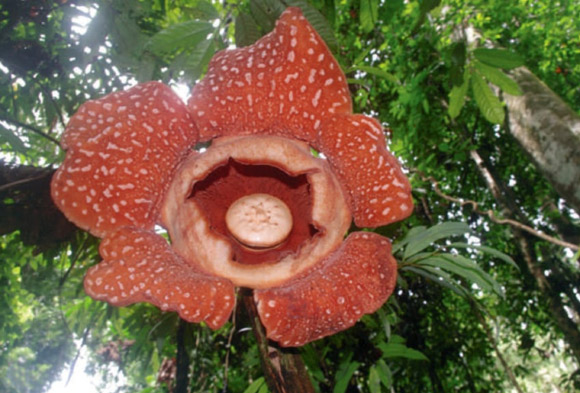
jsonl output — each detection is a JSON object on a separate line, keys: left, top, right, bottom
{"left": 225, "top": 193, "right": 293, "bottom": 250}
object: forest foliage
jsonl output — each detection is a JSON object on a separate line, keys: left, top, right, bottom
{"left": 0, "top": 0, "right": 579, "bottom": 392}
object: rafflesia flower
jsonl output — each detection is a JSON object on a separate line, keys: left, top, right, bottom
{"left": 51, "top": 8, "right": 413, "bottom": 347}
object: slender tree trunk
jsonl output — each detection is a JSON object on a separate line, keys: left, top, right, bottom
{"left": 241, "top": 291, "right": 316, "bottom": 393}
{"left": 470, "top": 149, "right": 580, "bottom": 363}
{"left": 504, "top": 67, "right": 580, "bottom": 215}
{"left": 471, "top": 302, "right": 524, "bottom": 393}
{"left": 175, "top": 319, "right": 190, "bottom": 393}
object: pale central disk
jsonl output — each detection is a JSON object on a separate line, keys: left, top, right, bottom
{"left": 225, "top": 193, "right": 293, "bottom": 249}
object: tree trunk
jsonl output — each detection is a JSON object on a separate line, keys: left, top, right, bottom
{"left": 241, "top": 291, "right": 316, "bottom": 393}
{"left": 504, "top": 67, "right": 580, "bottom": 215}
{"left": 175, "top": 319, "right": 190, "bottom": 393}
{"left": 471, "top": 301, "right": 524, "bottom": 393}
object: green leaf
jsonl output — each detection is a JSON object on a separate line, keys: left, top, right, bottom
{"left": 378, "top": 342, "right": 429, "bottom": 361}
{"left": 392, "top": 226, "right": 427, "bottom": 254}
{"left": 0, "top": 124, "right": 27, "bottom": 154}
{"left": 322, "top": 0, "right": 337, "bottom": 29}
{"left": 187, "top": 0, "right": 220, "bottom": 20}
{"left": 243, "top": 377, "right": 266, "bottom": 393}
{"left": 352, "top": 46, "right": 373, "bottom": 66}
{"left": 235, "top": 12, "right": 262, "bottom": 48}
{"left": 472, "top": 72, "right": 505, "bottom": 124}
{"left": 449, "top": 41, "right": 466, "bottom": 86}
{"left": 448, "top": 69, "right": 470, "bottom": 119}
{"left": 418, "top": 255, "right": 504, "bottom": 296}
{"left": 249, "top": 0, "right": 286, "bottom": 33}
{"left": 402, "top": 266, "right": 470, "bottom": 298}
{"left": 182, "top": 36, "right": 216, "bottom": 82}
{"left": 112, "top": 11, "right": 148, "bottom": 57}
{"left": 360, "top": 0, "right": 379, "bottom": 33}
{"left": 145, "top": 20, "right": 213, "bottom": 55}
{"left": 334, "top": 358, "right": 360, "bottom": 393}
{"left": 285, "top": 0, "right": 339, "bottom": 53}
{"left": 353, "top": 65, "right": 400, "bottom": 84}
{"left": 473, "top": 48, "right": 524, "bottom": 70}
{"left": 258, "top": 382, "right": 269, "bottom": 393}
{"left": 474, "top": 61, "right": 522, "bottom": 95}
{"left": 376, "top": 359, "right": 393, "bottom": 388}
{"left": 368, "top": 366, "right": 381, "bottom": 393}
{"left": 419, "top": 0, "right": 441, "bottom": 14}
{"left": 403, "top": 222, "right": 470, "bottom": 259}
{"left": 375, "top": 308, "right": 391, "bottom": 339}
{"left": 448, "top": 242, "right": 520, "bottom": 270}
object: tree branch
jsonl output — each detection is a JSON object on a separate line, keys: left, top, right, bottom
{"left": 0, "top": 112, "right": 61, "bottom": 146}
{"left": 415, "top": 170, "right": 579, "bottom": 251}
{"left": 471, "top": 301, "right": 524, "bottom": 393}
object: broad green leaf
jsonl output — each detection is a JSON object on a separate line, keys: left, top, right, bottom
{"left": 334, "top": 358, "right": 360, "bottom": 393}
{"left": 353, "top": 65, "right": 399, "bottom": 84}
{"left": 243, "top": 377, "right": 266, "bottom": 393}
{"left": 145, "top": 20, "right": 213, "bottom": 55}
{"left": 472, "top": 72, "right": 505, "bottom": 124}
{"left": 448, "top": 69, "right": 470, "bottom": 119}
{"left": 375, "top": 308, "right": 391, "bottom": 339}
{"left": 258, "top": 382, "right": 269, "bottom": 393}
{"left": 360, "top": 0, "right": 379, "bottom": 33}
{"left": 448, "top": 242, "right": 519, "bottom": 270}
{"left": 402, "top": 266, "right": 470, "bottom": 298}
{"left": 406, "top": 252, "right": 436, "bottom": 263}
{"left": 112, "top": 11, "right": 148, "bottom": 56}
{"left": 0, "top": 125, "right": 27, "bottom": 154}
{"left": 376, "top": 359, "right": 393, "bottom": 388}
{"left": 249, "top": 0, "right": 286, "bottom": 33}
{"left": 368, "top": 366, "right": 381, "bottom": 393}
{"left": 378, "top": 342, "right": 429, "bottom": 361}
{"left": 286, "top": 0, "right": 339, "bottom": 53}
{"left": 392, "top": 225, "right": 427, "bottom": 254}
{"left": 473, "top": 48, "right": 524, "bottom": 70}
{"left": 183, "top": 37, "right": 217, "bottom": 82}
{"left": 235, "top": 12, "right": 262, "bottom": 48}
{"left": 403, "top": 222, "right": 470, "bottom": 259}
{"left": 322, "top": 0, "right": 336, "bottom": 29}
{"left": 449, "top": 41, "right": 466, "bottom": 86}
{"left": 474, "top": 61, "right": 522, "bottom": 95}
{"left": 135, "top": 53, "right": 156, "bottom": 82}
{"left": 187, "top": 0, "right": 220, "bottom": 20}
{"left": 301, "top": 345, "right": 326, "bottom": 383}
{"left": 419, "top": 255, "right": 503, "bottom": 296}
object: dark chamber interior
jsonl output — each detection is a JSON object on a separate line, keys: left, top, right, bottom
{"left": 189, "top": 159, "right": 318, "bottom": 265}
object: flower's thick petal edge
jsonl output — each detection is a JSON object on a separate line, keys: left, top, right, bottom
{"left": 51, "top": 81, "right": 199, "bottom": 238}
{"left": 84, "top": 227, "right": 235, "bottom": 329}
{"left": 187, "top": 7, "right": 413, "bottom": 227}
{"left": 254, "top": 232, "right": 397, "bottom": 346}
{"left": 316, "top": 114, "right": 413, "bottom": 227}
{"left": 188, "top": 7, "right": 351, "bottom": 142}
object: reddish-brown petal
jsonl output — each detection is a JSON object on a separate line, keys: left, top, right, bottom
{"left": 51, "top": 82, "right": 198, "bottom": 238}
{"left": 316, "top": 114, "right": 413, "bottom": 228}
{"left": 188, "top": 7, "right": 351, "bottom": 142}
{"left": 254, "top": 232, "right": 397, "bottom": 347}
{"left": 84, "top": 227, "right": 235, "bottom": 329}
